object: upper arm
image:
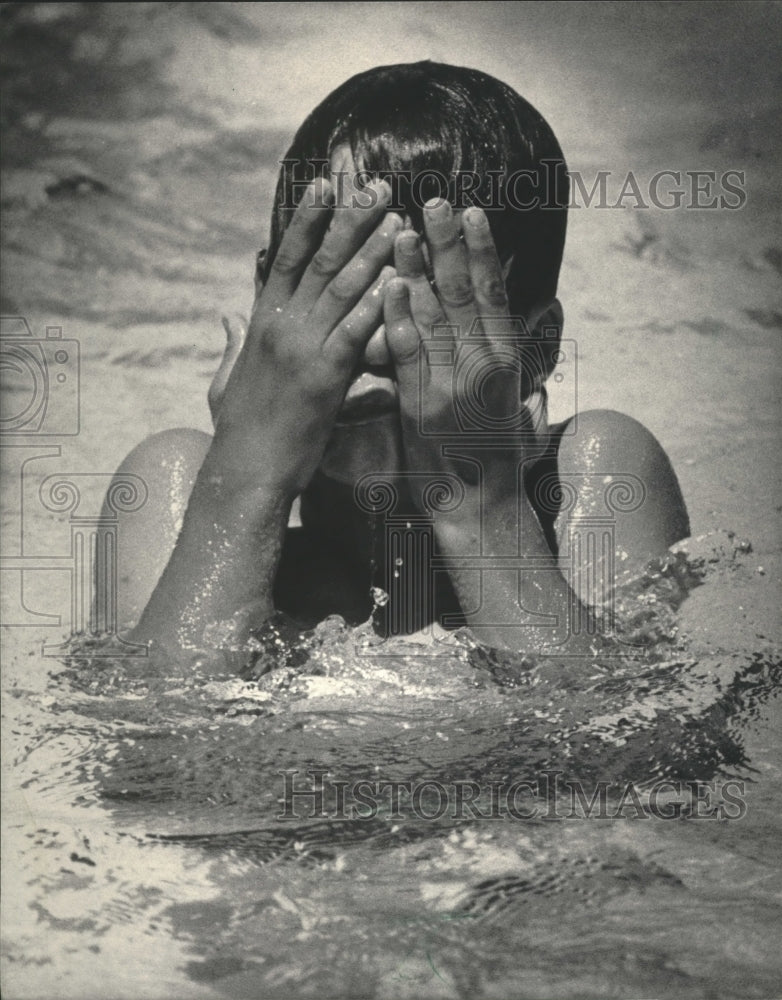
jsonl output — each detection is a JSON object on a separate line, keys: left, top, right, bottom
{"left": 551, "top": 409, "right": 689, "bottom": 586}
{"left": 102, "top": 428, "right": 212, "bottom": 629}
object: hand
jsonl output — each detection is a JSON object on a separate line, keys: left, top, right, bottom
{"left": 211, "top": 177, "right": 402, "bottom": 497}
{"left": 381, "top": 202, "right": 586, "bottom": 653}
{"left": 383, "top": 201, "right": 537, "bottom": 501}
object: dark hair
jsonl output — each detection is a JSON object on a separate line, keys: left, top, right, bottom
{"left": 264, "top": 60, "right": 568, "bottom": 317}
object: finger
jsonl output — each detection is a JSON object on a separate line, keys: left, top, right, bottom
{"left": 262, "top": 178, "right": 334, "bottom": 307}
{"left": 423, "top": 198, "right": 476, "bottom": 331}
{"left": 254, "top": 249, "right": 267, "bottom": 294}
{"left": 393, "top": 231, "right": 447, "bottom": 338}
{"left": 308, "top": 211, "right": 403, "bottom": 334}
{"left": 394, "top": 229, "right": 428, "bottom": 280}
{"left": 362, "top": 321, "right": 391, "bottom": 367}
{"left": 293, "top": 179, "right": 393, "bottom": 307}
{"left": 384, "top": 277, "right": 426, "bottom": 398}
{"left": 323, "top": 266, "right": 395, "bottom": 370}
{"left": 462, "top": 206, "right": 510, "bottom": 317}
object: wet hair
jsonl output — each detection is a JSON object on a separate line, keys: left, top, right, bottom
{"left": 263, "top": 61, "right": 569, "bottom": 318}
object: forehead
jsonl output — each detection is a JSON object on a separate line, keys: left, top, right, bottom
{"left": 329, "top": 143, "right": 361, "bottom": 208}
{"left": 329, "top": 142, "right": 353, "bottom": 174}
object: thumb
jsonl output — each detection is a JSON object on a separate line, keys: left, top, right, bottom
{"left": 208, "top": 313, "right": 247, "bottom": 426}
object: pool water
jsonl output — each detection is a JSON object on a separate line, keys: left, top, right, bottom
{"left": 3, "top": 538, "right": 781, "bottom": 998}
{"left": 2, "top": 4, "right": 781, "bottom": 998}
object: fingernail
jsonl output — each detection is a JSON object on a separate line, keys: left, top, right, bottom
{"left": 380, "top": 213, "right": 404, "bottom": 239}
{"left": 464, "top": 206, "right": 488, "bottom": 229}
{"left": 368, "top": 178, "right": 392, "bottom": 202}
{"left": 424, "top": 197, "right": 450, "bottom": 216}
{"left": 396, "top": 231, "right": 419, "bottom": 253}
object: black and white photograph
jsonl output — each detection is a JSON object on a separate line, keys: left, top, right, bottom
{"left": 1, "top": 3, "right": 780, "bottom": 998}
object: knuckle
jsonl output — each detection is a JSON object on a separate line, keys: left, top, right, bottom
{"left": 263, "top": 338, "right": 287, "bottom": 365}
{"left": 303, "top": 365, "right": 332, "bottom": 399}
{"left": 309, "top": 248, "right": 342, "bottom": 279}
{"left": 430, "top": 231, "right": 461, "bottom": 252}
{"left": 327, "top": 272, "right": 357, "bottom": 304}
{"left": 436, "top": 275, "right": 474, "bottom": 308}
{"left": 395, "top": 341, "right": 421, "bottom": 365}
{"left": 271, "top": 249, "right": 301, "bottom": 276}
{"left": 261, "top": 315, "right": 284, "bottom": 342}
{"left": 331, "top": 320, "right": 359, "bottom": 348}
{"left": 477, "top": 276, "right": 508, "bottom": 307}
{"left": 414, "top": 307, "right": 446, "bottom": 334}
{"left": 387, "top": 324, "right": 420, "bottom": 363}
{"left": 262, "top": 327, "right": 296, "bottom": 363}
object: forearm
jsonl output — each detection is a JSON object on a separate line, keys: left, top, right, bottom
{"left": 133, "top": 177, "right": 400, "bottom": 654}
{"left": 436, "top": 491, "right": 599, "bottom": 656}
{"left": 134, "top": 440, "right": 292, "bottom": 652}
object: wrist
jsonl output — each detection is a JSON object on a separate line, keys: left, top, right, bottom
{"left": 202, "top": 426, "right": 300, "bottom": 508}
{"left": 432, "top": 487, "right": 521, "bottom": 554}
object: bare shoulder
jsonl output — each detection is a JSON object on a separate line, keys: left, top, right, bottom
{"left": 113, "top": 427, "right": 212, "bottom": 479}
{"left": 549, "top": 408, "right": 689, "bottom": 568}
{"left": 104, "top": 428, "right": 212, "bottom": 629}
{"left": 556, "top": 410, "right": 683, "bottom": 483}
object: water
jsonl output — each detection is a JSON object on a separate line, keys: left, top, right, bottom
{"left": 2, "top": 4, "right": 781, "bottom": 998}
{"left": 4, "top": 534, "right": 780, "bottom": 998}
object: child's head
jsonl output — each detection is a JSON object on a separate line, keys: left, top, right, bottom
{"left": 264, "top": 61, "right": 569, "bottom": 320}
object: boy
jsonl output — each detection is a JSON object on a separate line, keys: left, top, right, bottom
{"left": 107, "top": 62, "right": 688, "bottom": 661}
